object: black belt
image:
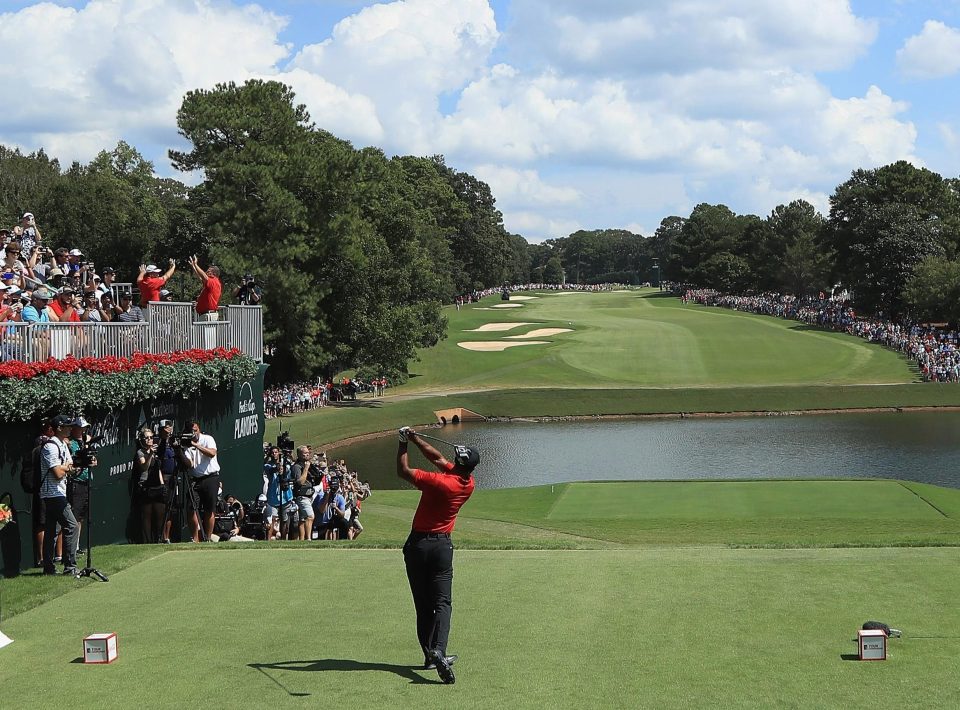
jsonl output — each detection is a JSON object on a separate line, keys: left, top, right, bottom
{"left": 410, "top": 531, "right": 450, "bottom": 539}
{"left": 191, "top": 473, "right": 220, "bottom": 481}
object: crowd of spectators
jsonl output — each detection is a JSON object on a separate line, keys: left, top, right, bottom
{"left": 683, "top": 288, "right": 960, "bottom": 382}
{"left": 264, "top": 376, "right": 390, "bottom": 416}
{"left": 1, "top": 211, "right": 226, "bottom": 339}
{"left": 250, "top": 444, "right": 370, "bottom": 541}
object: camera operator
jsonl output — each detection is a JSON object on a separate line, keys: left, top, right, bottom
{"left": 134, "top": 426, "right": 167, "bottom": 544}
{"left": 263, "top": 444, "right": 297, "bottom": 540}
{"left": 318, "top": 478, "right": 347, "bottom": 540}
{"left": 233, "top": 274, "right": 262, "bottom": 305}
{"left": 174, "top": 421, "right": 220, "bottom": 542}
{"left": 40, "top": 414, "right": 97, "bottom": 575}
{"left": 290, "top": 445, "right": 317, "bottom": 540}
{"left": 67, "top": 417, "right": 93, "bottom": 556}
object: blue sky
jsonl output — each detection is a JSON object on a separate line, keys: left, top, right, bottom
{"left": 2, "top": 0, "right": 959, "bottom": 242}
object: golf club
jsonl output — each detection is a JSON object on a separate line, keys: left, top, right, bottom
{"left": 411, "top": 431, "right": 461, "bottom": 448}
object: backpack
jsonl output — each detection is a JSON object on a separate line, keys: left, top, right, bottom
{"left": 20, "top": 437, "right": 47, "bottom": 494}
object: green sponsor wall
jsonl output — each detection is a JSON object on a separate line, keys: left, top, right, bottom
{"left": 0, "top": 364, "right": 267, "bottom": 576}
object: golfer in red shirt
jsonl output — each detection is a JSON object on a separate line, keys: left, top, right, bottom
{"left": 397, "top": 426, "right": 479, "bottom": 684}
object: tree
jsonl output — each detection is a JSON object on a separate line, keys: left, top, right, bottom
{"left": 903, "top": 256, "right": 960, "bottom": 324}
{"left": 543, "top": 256, "right": 564, "bottom": 284}
{"left": 826, "top": 161, "right": 959, "bottom": 313}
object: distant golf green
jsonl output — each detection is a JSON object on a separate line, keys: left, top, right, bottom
{"left": 403, "top": 290, "right": 915, "bottom": 391}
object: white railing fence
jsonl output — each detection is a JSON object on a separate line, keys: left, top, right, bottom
{"left": 1, "top": 303, "right": 263, "bottom": 364}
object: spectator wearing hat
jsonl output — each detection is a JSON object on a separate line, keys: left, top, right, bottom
{"left": 40, "top": 414, "right": 85, "bottom": 576}
{"left": 116, "top": 292, "right": 144, "bottom": 322}
{"left": 0, "top": 284, "right": 21, "bottom": 324}
{"left": 233, "top": 274, "right": 262, "bottom": 305}
{"left": 19, "top": 212, "right": 40, "bottom": 258}
{"left": 21, "top": 288, "right": 53, "bottom": 323}
{"left": 159, "top": 288, "right": 173, "bottom": 302}
{"left": 137, "top": 259, "right": 176, "bottom": 309}
{"left": 66, "top": 248, "right": 84, "bottom": 274}
{"left": 49, "top": 287, "right": 80, "bottom": 322}
{"left": 187, "top": 255, "right": 221, "bottom": 320}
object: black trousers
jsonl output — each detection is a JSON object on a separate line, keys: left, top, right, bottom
{"left": 403, "top": 531, "right": 454, "bottom": 657}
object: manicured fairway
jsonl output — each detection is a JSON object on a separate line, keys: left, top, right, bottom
{"left": 2, "top": 547, "right": 959, "bottom": 710}
{"left": 403, "top": 290, "right": 915, "bottom": 392}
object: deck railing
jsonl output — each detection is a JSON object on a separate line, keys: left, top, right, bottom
{"left": 1, "top": 303, "right": 263, "bottom": 363}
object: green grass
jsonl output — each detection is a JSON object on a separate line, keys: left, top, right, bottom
{"left": 283, "top": 289, "right": 960, "bottom": 449}
{"left": 6, "top": 292, "right": 960, "bottom": 707}
{"left": 403, "top": 290, "right": 915, "bottom": 391}
{"left": 3, "top": 546, "right": 960, "bottom": 709}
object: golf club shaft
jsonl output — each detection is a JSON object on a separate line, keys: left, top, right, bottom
{"left": 413, "top": 431, "right": 458, "bottom": 448}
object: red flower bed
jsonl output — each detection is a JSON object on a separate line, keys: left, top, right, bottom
{"left": 0, "top": 348, "right": 244, "bottom": 381}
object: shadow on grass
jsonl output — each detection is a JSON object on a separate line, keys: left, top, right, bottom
{"left": 249, "top": 659, "right": 438, "bottom": 692}
{"left": 839, "top": 653, "right": 862, "bottom": 661}
{"left": 329, "top": 400, "right": 383, "bottom": 409}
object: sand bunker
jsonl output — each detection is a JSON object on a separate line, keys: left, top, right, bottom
{"left": 505, "top": 328, "right": 573, "bottom": 339}
{"left": 457, "top": 341, "right": 550, "bottom": 352}
{"left": 466, "top": 322, "right": 536, "bottom": 332}
{"left": 491, "top": 303, "right": 524, "bottom": 308}
{"left": 507, "top": 295, "right": 538, "bottom": 300}
{"left": 611, "top": 289, "right": 632, "bottom": 293}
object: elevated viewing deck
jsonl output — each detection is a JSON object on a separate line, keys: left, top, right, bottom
{"left": 0, "top": 302, "right": 263, "bottom": 363}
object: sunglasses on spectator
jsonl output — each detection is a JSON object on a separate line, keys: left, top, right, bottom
{"left": 5, "top": 248, "right": 20, "bottom": 254}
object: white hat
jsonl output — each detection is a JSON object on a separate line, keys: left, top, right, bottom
{"left": 146, "top": 264, "right": 160, "bottom": 273}
{"left": 72, "top": 416, "right": 90, "bottom": 428}
{"left": 0, "top": 284, "right": 8, "bottom": 292}
{"left": 69, "top": 248, "right": 83, "bottom": 256}
{"left": 22, "top": 212, "right": 34, "bottom": 220}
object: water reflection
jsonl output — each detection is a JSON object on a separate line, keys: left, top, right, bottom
{"left": 329, "top": 412, "right": 960, "bottom": 491}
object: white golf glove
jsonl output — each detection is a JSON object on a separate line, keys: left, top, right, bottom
{"left": 398, "top": 426, "right": 412, "bottom": 443}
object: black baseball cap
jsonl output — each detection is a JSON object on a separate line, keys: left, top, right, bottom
{"left": 51, "top": 414, "right": 73, "bottom": 428}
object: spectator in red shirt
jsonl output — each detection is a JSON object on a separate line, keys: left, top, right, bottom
{"left": 137, "top": 259, "right": 176, "bottom": 308}
{"left": 187, "top": 255, "right": 221, "bottom": 319}
{"left": 396, "top": 427, "right": 479, "bottom": 684}
{"left": 48, "top": 287, "right": 80, "bottom": 322}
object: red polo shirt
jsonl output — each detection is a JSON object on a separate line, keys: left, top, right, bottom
{"left": 196, "top": 275, "right": 221, "bottom": 314}
{"left": 410, "top": 461, "right": 475, "bottom": 534}
{"left": 139, "top": 275, "right": 166, "bottom": 306}
{"left": 49, "top": 298, "right": 80, "bottom": 322}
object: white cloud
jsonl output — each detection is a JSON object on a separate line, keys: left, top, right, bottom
{"left": 0, "top": 0, "right": 289, "bottom": 166}
{"left": 507, "top": 0, "right": 876, "bottom": 75}
{"left": 291, "top": 0, "right": 498, "bottom": 152}
{"left": 501, "top": 210, "right": 582, "bottom": 240}
{"left": 897, "top": 20, "right": 960, "bottom": 79}
{"left": 472, "top": 165, "right": 581, "bottom": 207}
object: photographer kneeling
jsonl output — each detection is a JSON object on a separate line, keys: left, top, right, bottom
{"left": 175, "top": 421, "right": 220, "bottom": 542}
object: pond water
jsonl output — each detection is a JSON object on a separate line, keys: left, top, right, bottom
{"left": 328, "top": 411, "right": 960, "bottom": 491}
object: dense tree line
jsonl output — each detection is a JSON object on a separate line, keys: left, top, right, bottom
{"left": 6, "top": 78, "right": 960, "bottom": 383}
{"left": 2, "top": 81, "right": 522, "bottom": 381}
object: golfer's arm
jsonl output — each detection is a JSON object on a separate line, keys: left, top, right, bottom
{"left": 411, "top": 436, "right": 444, "bottom": 465}
{"left": 396, "top": 444, "right": 416, "bottom": 483}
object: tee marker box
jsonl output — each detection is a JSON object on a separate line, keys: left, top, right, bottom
{"left": 83, "top": 633, "right": 118, "bottom": 664}
{"left": 858, "top": 629, "right": 886, "bottom": 661}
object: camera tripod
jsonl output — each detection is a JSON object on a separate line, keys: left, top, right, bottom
{"left": 159, "top": 462, "right": 207, "bottom": 543}
{"left": 76, "top": 472, "right": 108, "bottom": 582}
